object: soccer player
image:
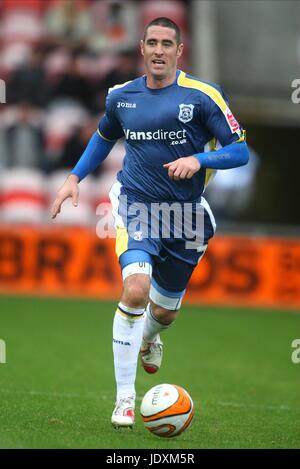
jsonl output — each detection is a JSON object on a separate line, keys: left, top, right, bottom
{"left": 51, "top": 17, "right": 249, "bottom": 428}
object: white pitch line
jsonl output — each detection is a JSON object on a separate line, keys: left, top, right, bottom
{"left": 0, "top": 388, "right": 298, "bottom": 413}
{"left": 0, "top": 388, "right": 143, "bottom": 401}
{"left": 0, "top": 388, "right": 106, "bottom": 400}
{"left": 216, "top": 401, "right": 293, "bottom": 412}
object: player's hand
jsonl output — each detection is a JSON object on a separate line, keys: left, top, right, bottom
{"left": 51, "top": 174, "right": 79, "bottom": 219}
{"left": 163, "top": 156, "right": 201, "bottom": 181}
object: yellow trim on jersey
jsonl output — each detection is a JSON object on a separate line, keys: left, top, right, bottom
{"left": 208, "top": 137, "right": 217, "bottom": 152}
{"left": 233, "top": 129, "right": 246, "bottom": 143}
{"left": 177, "top": 71, "right": 227, "bottom": 113}
{"left": 108, "top": 80, "right": 133, "bottom": 94}
{"left": 97, "top": 129, "right": 116, "bottom": 142}
{"left": 117, "top": 308, "right": 143, "bottom": 320}
{"left": 116, "top": 226, "right": 129, "bottom": 258}
{"left": 205, "top": 169, "right": 215, "bottom": 187}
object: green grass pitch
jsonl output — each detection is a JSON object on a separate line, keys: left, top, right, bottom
{"left": 0, "top": 295, "right": 300, "bottom": 449}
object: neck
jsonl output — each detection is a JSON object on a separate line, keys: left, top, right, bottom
{"left": 146, "top": 69, "right": 177, "bottom": 89}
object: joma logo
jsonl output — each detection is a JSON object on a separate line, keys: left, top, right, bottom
{"left": 117, "top": 102, "right": 136, "bottom": 108}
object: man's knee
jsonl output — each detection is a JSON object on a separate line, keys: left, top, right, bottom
{"left": 122, "top": 274, "right": 150, "bottom": 308}
{"left": 151, "top": 302, "right": 179, "bottom": 325}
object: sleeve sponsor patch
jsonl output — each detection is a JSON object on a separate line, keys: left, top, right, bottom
{"left": 224, "top": 107, "right": 241, "bottom": 135}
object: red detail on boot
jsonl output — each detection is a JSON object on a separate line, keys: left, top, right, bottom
{"left": 143, "top": 364, "right": 158, "bottom": 374}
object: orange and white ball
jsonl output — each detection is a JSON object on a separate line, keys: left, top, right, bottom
{"left": 140, "top": 384, "right": 194, "bottom": 437}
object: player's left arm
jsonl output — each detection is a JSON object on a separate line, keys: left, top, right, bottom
{"left": 164, "top": 140, "right": 248, "bottom": 181}
{"left": 164, "top": 93, "right": 249, "bottom": 181}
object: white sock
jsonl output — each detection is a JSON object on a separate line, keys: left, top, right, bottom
{"left": 113, "top": 302, "right": 145, "bottom": 401}
{"left": 143, "top": 303, "right": 171, "bottom": 344}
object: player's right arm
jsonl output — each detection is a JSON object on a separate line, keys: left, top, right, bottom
{"left": 51, "top": 173, "right": 79, "bottom": 219}
{"left": 51, "top": 130, "right": 116, "bottom": 219}
{"left": 51, "top": 90, "right": 124, "bottom": 219}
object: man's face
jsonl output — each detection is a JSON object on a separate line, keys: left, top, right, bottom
{"left": 140, "top": 25, "right": 183, "bottom": 80}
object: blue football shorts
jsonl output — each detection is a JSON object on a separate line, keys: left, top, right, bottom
{"left": 109, "top": 181, "right": 216, "bottom": 310}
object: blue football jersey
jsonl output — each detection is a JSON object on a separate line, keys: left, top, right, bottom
{"left": 98, "top": 69, "right": 244, "bottom": 202}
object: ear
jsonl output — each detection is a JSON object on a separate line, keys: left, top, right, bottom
{"left": 140, "top": 40, "right": 145, "bottom": 56}
{"left": 177, "top": 43, "right": 184, "bottom": 59}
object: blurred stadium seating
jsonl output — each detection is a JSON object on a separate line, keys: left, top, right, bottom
{"left": 0, "top": 167, "right": 46, "bottom": 224}
{"left": 0, "top": 0, "right": 188, "bottom": 226}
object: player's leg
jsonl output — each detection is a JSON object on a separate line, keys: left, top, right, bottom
{"left": 109, "top": 181, "right": 159, "bottom": 426}
{"left": 140, "top": 300, "right": 179, "bottom": 374}
{"left": 141, "top": 247, "right": 208, "bottom": 374}
{"left": 141, "top": 195, "right": 216, "bottom": 374}
{"left": 111, "top": 250, "right": 153, "bottom": 428}
{"left": 113, "top": 271, "right": 150, "bottom": 401}
{"left": 140, "top": 256, "right": 192, "bottom": 374}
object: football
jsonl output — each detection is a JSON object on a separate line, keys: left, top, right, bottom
{"left": 140, "top": 383, "right": 194, "bottom": 437}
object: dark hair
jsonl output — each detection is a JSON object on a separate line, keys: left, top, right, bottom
{"left": 143, "top": 17, "right": 181, "bottom": 45}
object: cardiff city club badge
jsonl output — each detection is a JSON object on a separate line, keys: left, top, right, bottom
{"left": 178, "top": 104, "right": 194, "bottom": 123}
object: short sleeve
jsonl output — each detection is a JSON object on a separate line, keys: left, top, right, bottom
{"left": 98, "top": 92, "right": 124, "bottom": 141}
{"left": 198, "top": 87, "right": 244, "bottom": 147}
